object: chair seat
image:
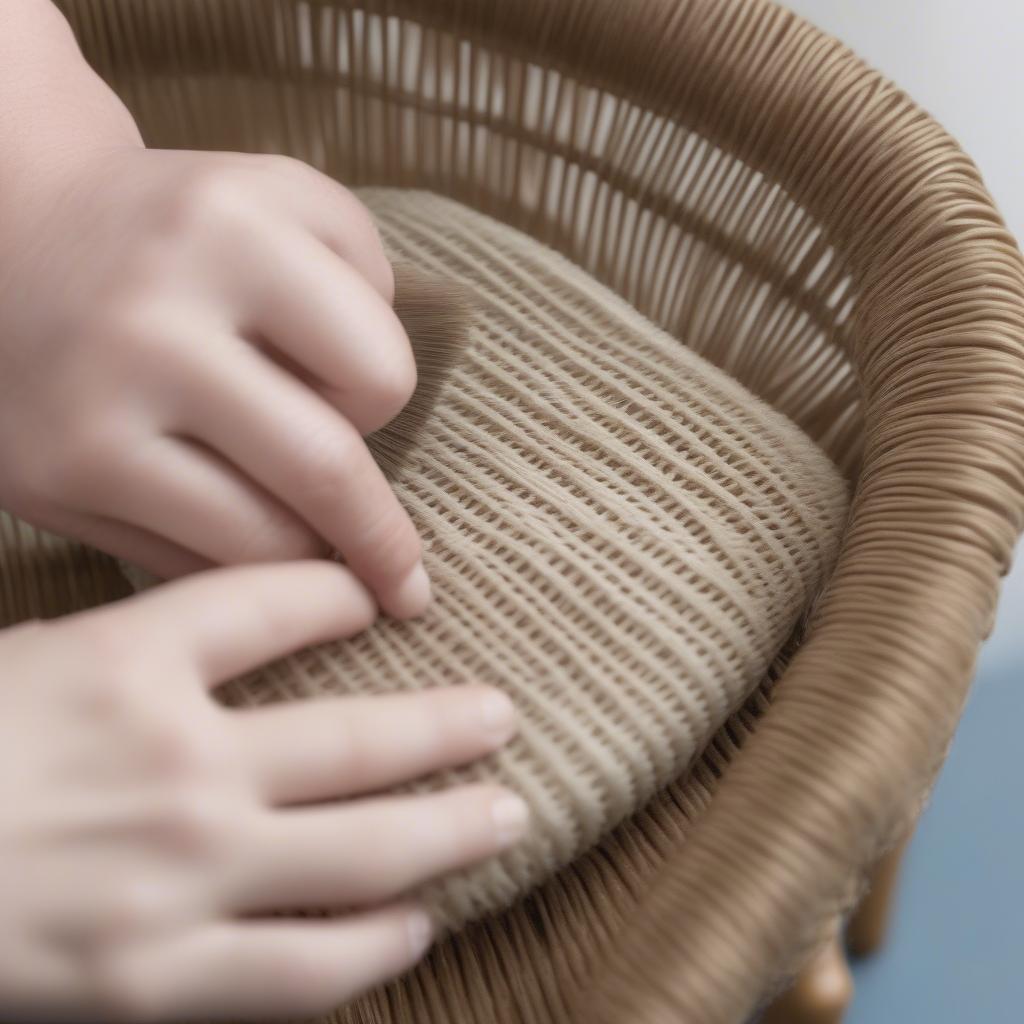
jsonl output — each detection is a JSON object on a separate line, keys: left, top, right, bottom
{"left": 41, "top": 0, "right": 1024, "bottom": 1018}
{"left": 201, "top": 188, "right": 850, "bottom": 929}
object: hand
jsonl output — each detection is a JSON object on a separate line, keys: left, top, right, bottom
{"left": 0, "top": 143, "right": 429, "bottom": 618}
{"left": 0, "top": 562, "right": 525, "bottom": 1022}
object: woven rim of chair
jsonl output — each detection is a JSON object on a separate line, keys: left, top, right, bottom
{"left": 54, "top": 1, "right": 1024, "bottom": 1021}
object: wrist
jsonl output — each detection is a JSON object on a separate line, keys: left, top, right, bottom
{"left": 0, "top": 0, "right": 144, "bottom": 213}
{"left": 0, "top": 140, "right": 143, "bottom": 264}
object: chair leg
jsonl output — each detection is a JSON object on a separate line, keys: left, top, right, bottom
{"left": 760, "top": 926, "right": 853, "bottom": 1024}
{"left": 846, "top": 838, "right": 909, "bottom": 958}
{"left": 760, "top": 837, "right": 908, "bottom": 1023}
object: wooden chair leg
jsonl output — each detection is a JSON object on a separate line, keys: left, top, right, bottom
{"left": 760, "top": 925, "right": 853, "bottom": 1024}
{"left": 846, "top": 838, "right": 909, "bottom": 958}
{"left": 760, "top": 837, "right": 908, "bottom": 1022}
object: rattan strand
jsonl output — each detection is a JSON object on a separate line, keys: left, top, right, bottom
{"left": 112, "top": 185, "right": 848, "bottom": 929}
{"left": 28, "top": 2, "right": 1024, "bottom": 1020}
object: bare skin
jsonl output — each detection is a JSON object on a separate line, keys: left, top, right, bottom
{"left": 0, "top": 562, "right": 525, "bottom": 1022}
{"left": 0, "top": 0, "right": 428, "bottom": 618}
{"left": 0, "top": 4, "right": 525, "bottom": 1020}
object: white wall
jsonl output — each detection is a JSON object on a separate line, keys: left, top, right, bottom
{"left": 786, "top": 0, "right": 1024, "bottom": 674}
{"left": 784, "top": 0, "right": 1024, "bottom": 239}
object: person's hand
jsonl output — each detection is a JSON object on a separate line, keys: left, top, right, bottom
{"left": 0, "top": 142, "right": 429, "bottom": 618}
{"left": 0, "top": 562, "right": 525, "bottom": 1023}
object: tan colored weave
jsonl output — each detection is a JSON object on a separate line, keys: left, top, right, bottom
{"left": 15, "top": 1, "right": 1024, "bottom": 1020}
{"left": 169, "top": 187, "right": 845, "bottom": 928}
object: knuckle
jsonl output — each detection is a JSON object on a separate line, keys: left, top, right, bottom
{"left": 161, "top": 166, "right": 249, "bottom": 237}
{"left": 95, "top": 300, "right": 163, "bottom": 350}
{"left": 80, "top": 673, "right": 138, "bottom": 723}
{"left": 144, "top": 714, "right": 226, "bottom": 782}
{"left": 244, "top": 151, "right": 395, "bottom": 302}
{"left": 342, "top": 194, "right": 394, "bottom": 303}
{"left": 308, "top": 176, "right": 393, "bottom": 303}
{"left": 78, "top": 618, "right": 144, "bottom": 690}
{"left": 99, "top": 879, "right": 167, "bottom": 941}
{"left": 290, "top": 426, "right": 363, "bottom": 507}
{"left": 155, "top": 789, "right": 233, "bottom": 860}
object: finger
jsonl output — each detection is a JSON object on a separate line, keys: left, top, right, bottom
{"left": 180, "top": 338, "right": 428, "bottom": 619}
{"left": 229, "top": 786, "right": 529, "bottom": 911}
{"left": 101, "top": 905, "right": 431, "bottom": 1022}
{"left": 53, "top": 509, "right": 211, "bottom": 580}
{"left": 113, "top": 561, "right": 377, "bottom": 684}
{"left": 86, "top": 435, "right": 327, "bottom": 565}
{"left": 235, "top": 686, "right": 518, "bottom": 805}
{"left": 248, "top": 225, "right": 414, "bottom": 435}
{"left": 256, "top": 156, "right": 395, "bottom": 303}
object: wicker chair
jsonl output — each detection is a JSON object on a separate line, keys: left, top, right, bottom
{"left": 29, "top": 0, "right": 1024, "bottom": 1021}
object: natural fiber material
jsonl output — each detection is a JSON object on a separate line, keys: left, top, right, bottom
{"left": 19, "top": 1, "right": 1024, "bottom": 1020}
{"left": 367, "top": 266, "right": 473, "bottom": 478}
{"left": 158, "top": 187, "right": 844, "bottom": 928}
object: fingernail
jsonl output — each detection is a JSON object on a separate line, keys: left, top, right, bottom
{"left": 479, "top": 690, "right": 517, "bottom": 738}
{"left": 406, "top": 909, "right": 434, "bottom": 957}
{"left": 390, "top": 562, "right": 432, "bottom": 619}
{"left": 492, "top": 794, "right": 530, "bottom": 847}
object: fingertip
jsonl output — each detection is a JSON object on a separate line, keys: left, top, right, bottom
{"left": 383, "top": 561, "right": 432, "bottom": 619}
{"left": 404, "top": 906, "right": 435, "bottom": 959}
{"left": 490, "top": 791, "right": 531, "bottom": 849}
{"left": 474, "top": 687, "right": 519, "bottom": 746}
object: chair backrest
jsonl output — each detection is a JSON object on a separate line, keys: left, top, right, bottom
{"left": 55, "top": 2, "right": 1024, "bottom": 1020}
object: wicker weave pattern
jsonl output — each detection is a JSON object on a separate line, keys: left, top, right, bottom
{"left": 206, "top": 187, "right": 848, "bottom": 927}
{"left": 36, "top": 2, "right": 1024, "bottom": 1021}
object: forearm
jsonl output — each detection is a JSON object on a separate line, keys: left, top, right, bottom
{"left": 0, "top": 0, "right": 141, "bottom": 202}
